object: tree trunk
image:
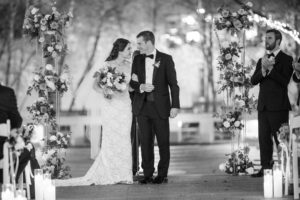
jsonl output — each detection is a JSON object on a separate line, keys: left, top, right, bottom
{"left": 207, "top": 22, "right": 216, "bottom": 112}
{"left": 152, "top": 0, "right": 158, "bottom": 33}
{"left": 5, "top": 1, "right": 17, "bottom": 86}
{"left": 68, "top": 22, "right": 103, "bottom": 111}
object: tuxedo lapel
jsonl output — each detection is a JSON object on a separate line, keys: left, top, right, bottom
{"left": 152, "top": 50, "right": 161, "bottom": 83}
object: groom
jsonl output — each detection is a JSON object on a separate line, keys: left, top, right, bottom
{"left": 130, "top": 30, "right": 180, "bottom": 184}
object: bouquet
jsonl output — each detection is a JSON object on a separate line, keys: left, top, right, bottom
{"left": 93, "top": 66, "right": 127, "bottom": 99}
{"left": 219, "top": 146, "right": 254, "bottom": 175}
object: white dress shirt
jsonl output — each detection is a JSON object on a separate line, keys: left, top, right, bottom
{"left": 145, "top": 49, "right": 157, "bottom": 84}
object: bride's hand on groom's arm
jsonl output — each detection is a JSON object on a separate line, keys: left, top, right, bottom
{"left": 140, "top": 84, "right": 154, "bottom": 93}
{"left": 170, "top": 108, "right": 179, "bottom": 118}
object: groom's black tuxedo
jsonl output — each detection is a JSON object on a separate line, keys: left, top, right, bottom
{"left": 251, "top": 50, "right": 293, "bottom": 169}
{"left": 130, "top": 50, "right": 180, "bottom": 178}
{"left": 130, "top": 50, "right": 180, "bottom": 118}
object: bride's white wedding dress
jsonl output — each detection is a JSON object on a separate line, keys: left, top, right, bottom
{"left": 55, "top": 61, "right": 133, "bottom": 186}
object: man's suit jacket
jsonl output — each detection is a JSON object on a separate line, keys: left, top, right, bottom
{"left": 251, "top": 51, "right": 294, "bottom": 111}
{"left": 0, "top": 85, "right": 22, "bottom": 159}
{"left": 0, "top": 85, "right": 22, "bottom": 128}
{"left": 130, "top": 50, "right": 180, "bottom": 119}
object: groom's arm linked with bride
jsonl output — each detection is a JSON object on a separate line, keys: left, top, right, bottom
{"left": 129, "top": 30, "right": 180, "bottom": 184}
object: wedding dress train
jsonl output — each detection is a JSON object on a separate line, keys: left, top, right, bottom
{"left": 55, "top": 66, "right": 133, "bottom": 186}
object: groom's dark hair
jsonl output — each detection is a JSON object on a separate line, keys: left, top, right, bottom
{"left": 137, "top": 31, "right": 155, "bottom": 45}
{"left": 266, "top": 29, "right": 282, "bottom": 45}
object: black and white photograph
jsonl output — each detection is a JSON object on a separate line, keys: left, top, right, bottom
{"left": 0, "top": 0, "right": 300, "bottom": 199}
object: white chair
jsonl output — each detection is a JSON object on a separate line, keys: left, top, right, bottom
{"left": 291, "top": 115, "right": 300, "bottom": 199}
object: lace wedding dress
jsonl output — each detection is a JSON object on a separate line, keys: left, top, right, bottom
{"left": 55, "top": 61, "right": 133, "bottom": 186}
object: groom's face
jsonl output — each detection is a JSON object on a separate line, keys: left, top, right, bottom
{"left": 265, "top": 32, "right": 277, "bottom": 51}
{"left": 136, "top": 36, "right": 148, "bottom": 54}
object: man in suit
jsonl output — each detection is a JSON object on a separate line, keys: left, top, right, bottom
{"left": 250, "top": 29, "right": 294, "bottom": 177}
{"left": 130, "top": 30, "right": 180, "bottom": 184}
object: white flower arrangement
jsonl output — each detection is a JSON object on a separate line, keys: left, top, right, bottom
{"left": 93, "top": 65, "right": 127, "bottom": 99}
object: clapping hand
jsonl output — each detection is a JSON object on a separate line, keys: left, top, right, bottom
{"left": 170, "top": 108, "right": 179, "bottom": 118}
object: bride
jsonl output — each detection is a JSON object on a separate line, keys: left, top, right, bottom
{"left": 55, "top": 38, "right": 133, "bottom": 186}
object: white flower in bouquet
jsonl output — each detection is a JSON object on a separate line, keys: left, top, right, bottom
{"left": 34, "top": 74, "right": 40, "bottom": 81}
{"left": 232, "top": 12, "right": 238, "bottom": 17}
{"left": 57, "top": 141, "right": 61, "bottom": 145}
{"left": 235, "top": 100, "right": 245, "bottom": 107}
{"left": 246, "top": 2, "right": 253, "bottom": 7}
{"left": 31, "top": 7, "right": 39, "bottom": 15}
{"left": 36, "top": 111, "right": 40, "bottom": 115}
{"left": 225, "top": 54, "right": 232, "bottom": 60}
{"left": 45, "top": 14, "right": 51, "bottom": 20}
{"left": 223, "top": 121, "right": 230, "bottom": 128}
{"left": 38, "top": 97, "right": 46, "bottom": 102}
{"left": 39, "top": 37, "right": 45, "bottom": 43}
{"left": 107, "top": 72, "right": 113, "bottom": 78}
{"left": 57, "top": 132, "right": 64, "bottom": 137}
{"left": 47, "top": 46, "right": 54, "bottom": 52}
{"left": 45, "top": 64, "right": 53, "bottom": 71}
{"left": 245, "top": 167, "right": 254, "bottom": 174}
{"left": 221, "top": 9, "right": 230, "bottom": 17}
{"left": 49, "top": 135, "right": 57, "bottom": 141}
{"left": 55, "top": 44, "right": 62, "bottom": 51}
{"left": 225, "top": 21, "right": 231, "bottom": 26}
{"left": 52, "top": 51, "right": 58, "bottom": 58}
{"left": 60, "top": 73, "right": 68, "bottom": 82}
{"left": 238, "top": 9, "right": 246, "bottom": 15}
{"left": 107, "top": 80, "right": 113, "bottom": 87}
{"left": 219, "top": 163, "right": 226, "bottom": 171}
{"left": 230, "top": 117, "right": 235, "bottom": 122}
{"left": 46, "top": 80, "right": 56, "bottom": 90}
{"left": 48, "top": 149, "right": 56, "bottom": 157}
{"left": 234, "top": 120, "right": 241, "bottom": 127}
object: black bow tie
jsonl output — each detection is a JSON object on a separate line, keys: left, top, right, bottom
{"left": 267, "top": 53, "right": 275, "bottom": 58}
{"left": 145, "top": 54, "right": 154, "bottom": 59}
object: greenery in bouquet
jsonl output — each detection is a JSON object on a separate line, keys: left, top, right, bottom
{"left": 214, "top": 2, "right": 253, "bottom": 34}
{"left": 43, "top": 41, "right": 67, "bottom": 58}
{"left": 23, "top": 6, "right": 72, "bottom": 39}
{"left": 47, "top": 131, "right": 71, "bottom": 149}
{"left": 233, "top": 90, "right": 258, "bottom": 114}
{"left": 27, "top": 64, "right": 69, "bottom": 97}
{"left": 219, "top": 146, "right": 254, "bottom": 175}
{"left": 93, "top": 66, "right": 127, "bottom": 99}
{"left": 217, "top": 42, "right": 243, "bottom": 69}
{"left": 215, "top": 109, "right": 244, "bottom": 134}
{"left": 277, "top": 123, "right": 289, "bottom": 145}
{"left": 40, "top": 148, "right": 71, "bottom": 179}
{"left": 27, "top": 97, "right": 56, "bottom": 128}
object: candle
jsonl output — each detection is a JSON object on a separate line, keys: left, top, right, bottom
{"left": 273, "top": 163, "right": 283, "bottom": 197}
{"left": 43, "top": 173, "right": 56, "bottom": 200}
{"left": 3, "top": 142, "right": 9, "bottom": 184}
{"left": 263, "top": 169, "right": 273, "bottom": 198}
{"left": 1, "top": 184, "right": 14, "bottom": 200}
{"left": 34, "top": 169, "right": 44, "bottom": 200}
{"left": 44, "top": 180, "right": 56, "bottom": 200}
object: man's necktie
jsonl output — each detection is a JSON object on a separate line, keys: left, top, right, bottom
{"left": 145, "top": 54, "right": 154, "bottom": 59}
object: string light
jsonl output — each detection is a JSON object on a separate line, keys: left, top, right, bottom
{"left": 249, "top": 14, "right": 300, "bottom": 44}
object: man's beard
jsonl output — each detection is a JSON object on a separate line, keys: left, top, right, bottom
{"left": 266, "top": 42, "right": 276, "bottom": 51}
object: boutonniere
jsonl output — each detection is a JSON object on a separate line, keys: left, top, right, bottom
{"left": 153, "top": 60, "right": 161, "bottom": 68}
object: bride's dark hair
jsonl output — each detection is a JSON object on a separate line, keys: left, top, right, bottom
{"left": 105, "top": 38, "right": 130, "bottom": 61}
